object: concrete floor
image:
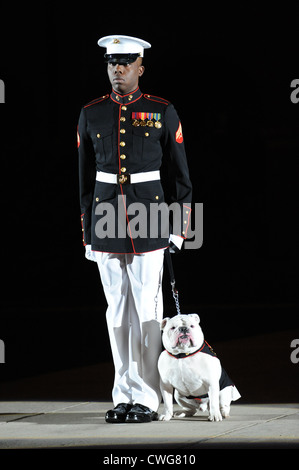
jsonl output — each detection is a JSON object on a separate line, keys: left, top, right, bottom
{"left": 0, "top": 401, "right": 298, "bottom": 450}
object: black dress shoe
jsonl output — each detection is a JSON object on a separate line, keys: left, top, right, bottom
{"left": 105, "top": 403, "right": 132, "bottom": 423}
{"left": 125, "top": 403, "right": 158, "bottom": 423}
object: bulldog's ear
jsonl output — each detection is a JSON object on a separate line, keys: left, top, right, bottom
{"left": 189, "top": 313, "right": 200, "bottom": 324}
{"left": 161, "top": 317, "right": 170, "bottom": 330}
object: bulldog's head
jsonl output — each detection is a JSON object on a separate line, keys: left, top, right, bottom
{"left": 161, "top": 314, "right": 204, "bottom": 355}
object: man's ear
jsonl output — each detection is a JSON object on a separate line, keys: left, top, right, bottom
{"left": 138, "top": 65, "right": 145, "bottom": 77}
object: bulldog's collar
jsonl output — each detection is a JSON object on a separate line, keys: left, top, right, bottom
{"left": 166, "top": 340, "right": 217, "bottom": 359}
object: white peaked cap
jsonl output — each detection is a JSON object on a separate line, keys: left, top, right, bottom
{"left": 97, "top": 35, "right": 151, "bottom": 58}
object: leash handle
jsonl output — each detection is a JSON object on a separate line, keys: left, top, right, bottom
{"left": 165, "top": 248, "right": 181, "bottom": 316}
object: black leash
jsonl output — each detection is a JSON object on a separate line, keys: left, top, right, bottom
{"left": 164, "top": 248, "right": 181, "bottom": 315}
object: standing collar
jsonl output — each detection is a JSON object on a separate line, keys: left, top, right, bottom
{"left": 110, "top": 87, "right": 143, "bottom": 105}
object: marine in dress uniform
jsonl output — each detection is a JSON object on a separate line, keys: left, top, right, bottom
{"left": 78, "top": 35, "right": 192, "bottom": 423}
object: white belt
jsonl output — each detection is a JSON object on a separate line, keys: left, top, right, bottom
{"left": 96, "top": 170, "right": 160, "bottom": 185}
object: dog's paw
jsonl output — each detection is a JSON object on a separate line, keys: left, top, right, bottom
{"left": 174, "top": 411, "right": 187, "bottom": 418}
{"left": 199, "top": 403, "right": 208, "bottom": 412}
{"left": 220, "top": 405, "right": 230, "bottom": 418}
{"left": 208, "top": 410, "right": 223, "bottom": 422}
{"left": 158, "top": 413, "right": 173, "bottom": 421}
{"left": 174, "top": 410, "right": 195, "bottom": 418}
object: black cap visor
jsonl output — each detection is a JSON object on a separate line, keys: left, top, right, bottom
{"left": 105, "top": 53, "right": 140, "bottom": 65}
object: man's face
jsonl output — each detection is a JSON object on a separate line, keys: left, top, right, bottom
{"left": 107, "top": 58, "right": 145, "bottom": 94}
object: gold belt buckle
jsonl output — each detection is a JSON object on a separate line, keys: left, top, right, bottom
{"left": 118, "top": 173, "right": 130, "bottom": 184}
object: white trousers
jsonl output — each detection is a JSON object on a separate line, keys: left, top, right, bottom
{"left": 95, "top": 249, "right": 164, "bottom": 412}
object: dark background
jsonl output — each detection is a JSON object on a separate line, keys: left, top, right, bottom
{"left": 0, "top": 5, "right": 298, "bottom": 399}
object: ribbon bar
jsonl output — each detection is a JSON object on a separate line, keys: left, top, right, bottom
{"left": 132, "top": 112, "right": 161, "bottom": 120}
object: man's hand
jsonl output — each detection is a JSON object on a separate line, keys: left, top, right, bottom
{"left": 85, "top": 245, "right": 97, "bottom": 262}
{"left": 169, "top": 234, "right": 184, "bottom": 253}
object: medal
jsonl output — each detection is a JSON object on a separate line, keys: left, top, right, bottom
{"left": 153, "top": 113, "right": 162, "bottom": 128}
{"left": 131, "top": 112, "right": 162, "bottom": 128}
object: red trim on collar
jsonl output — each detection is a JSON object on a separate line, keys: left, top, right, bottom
{"left": 110, "top": 87, "right": 143, "bottom": 105}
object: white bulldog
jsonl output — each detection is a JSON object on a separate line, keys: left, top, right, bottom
{"left": 158, "top": 314, "right": 241, "bottom": 422}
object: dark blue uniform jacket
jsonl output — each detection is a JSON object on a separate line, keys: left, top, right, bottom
{"left": 78, "top": 87, "right": 192, "bottom": 253}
